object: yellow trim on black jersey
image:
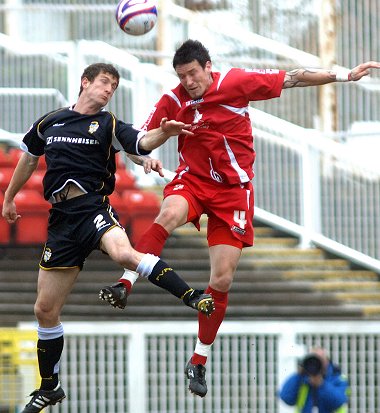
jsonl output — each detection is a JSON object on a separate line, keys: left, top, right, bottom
{"left": 108, "top": 111, "right": 117, "bottom": 162}
{"left": 96, "top": 111, "right": 117, "bottom": 193}
{"left": 36, "top": 107, "right": 70, "bottom": 138}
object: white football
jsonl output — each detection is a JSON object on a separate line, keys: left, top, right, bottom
{"left": 116, "top": 0, "right": 158, "bottom": 36}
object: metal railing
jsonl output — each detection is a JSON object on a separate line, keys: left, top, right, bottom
{"left": 0, "top": 87, "right": 68, "bottom": 133}
{"left": 0, "top": 37, "right": 379, "bottom": 273}
{"left": 1, "top": 0, "right": 380, "bottom": 132}
{"left": 251, "top": 109, "right": 380, "bottom": 272}
{"left": 14, "top": 321, "right": 380, "bottom": 413}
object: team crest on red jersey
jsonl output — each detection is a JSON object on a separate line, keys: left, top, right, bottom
{"left": 193, "top": 108, "right": 203, "bottom": 124}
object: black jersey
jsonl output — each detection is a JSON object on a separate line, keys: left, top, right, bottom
{"left": 21, "top": 107, "right": 150, "bottom": 201}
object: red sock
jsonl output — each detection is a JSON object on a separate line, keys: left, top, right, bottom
{"left": 134, "top": 223, "right": 169, "bottom": 256}
{"left": 119, "top": 279, "right": 133, "bottom": 293}
{"left": 119, "top": 223, "right": 169, "bottom": 294}
{"left": 192, "top": 285, "right": 228, "bottom": 365}
{"left": 118, "top": 223, "right": 169, "bottom": 293}
{"left": 191, "top": 354, "right": 208, "bottom": 365}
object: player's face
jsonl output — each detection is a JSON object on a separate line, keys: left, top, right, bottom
{"left": 175, "top": 60, "right": 213, "bottom": 99}
{"left": 83, "top": 72, "right": 119, "bottom": 107}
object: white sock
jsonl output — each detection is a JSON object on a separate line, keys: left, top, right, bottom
{"left": 120, "top": 269, "right": 139, "bottom": 285}
{"left": 136, "top": 253, "right": 160, "bottom": 278}
{"left": 194, "top": 338, "right": 212, "bottom": 358}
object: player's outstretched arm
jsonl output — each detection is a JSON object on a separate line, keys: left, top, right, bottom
{"left": 138, "top": 117, "right": 193, "bottom": 151}
{"left": 283, "top": 61, "right": 380, "bottom": 89}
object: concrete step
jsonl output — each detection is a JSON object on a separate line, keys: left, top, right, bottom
{"left": 162, "top": 245, "right": 325, "bottom": 259}
{"left": 166, "top": 236, "right": 299, "bottom": 249}
{"left": 163, "top": 247, "right": 325, "bottom": 260}
{"left": 0, "top": 216, "right": 379, "bottom": 324}
{"left": 335, "top": 292, "right": 380, "bottom": 303}
{"left": 0, "top": 289, "right": 339, "bottom": 308}
{"left": 0, "top": 301, "right": 364, "bottom": 322}
{"left": 173, "top": 225, "right": 283, "bottom": 238}
{"left": 362, "top": 306, "right": 380, "bottom": 317}
{"left": 283, "top": 269, "right": 378, "bottom": 281}
{"left": 314, "top": 281, "right": 380, "bottom": 291}
{"left": 225, "top": 305, "right": 364, "bottom": 319}
{"left": 241, "top": 247, "right": 324, "bottom": 258}
{"left": 0, "top": 268, "right": 298, "bottom": 285}
{"left": 161, "top": 258, "right": 350, "bottom": 271}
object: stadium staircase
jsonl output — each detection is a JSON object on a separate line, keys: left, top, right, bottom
{"left": 1, "top": 218, "right": 380, "bottom": 326}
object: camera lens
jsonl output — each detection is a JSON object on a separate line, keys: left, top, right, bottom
{"left": 302, "top": 354, "right": 323, "bottom": 375}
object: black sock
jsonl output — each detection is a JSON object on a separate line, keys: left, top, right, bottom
{"left": 37, "top": 336, "right": 64, "bottom": 390}
{"left": 148, "top": 260, "right": 194, "bottom": 300}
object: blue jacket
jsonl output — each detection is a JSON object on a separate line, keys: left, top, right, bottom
{"left": 279, "top": 362, "right": 349, "bottom": 413}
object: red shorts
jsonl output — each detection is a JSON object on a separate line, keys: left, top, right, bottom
{"left": 163, "top": 173, "right": 254, "bottom": 248}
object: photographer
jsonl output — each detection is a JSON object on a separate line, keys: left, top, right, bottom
{"left": 279, "top": 347, "right": 350, "bottom": 413}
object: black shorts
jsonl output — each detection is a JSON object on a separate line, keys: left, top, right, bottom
{"left": 39, "top": 193, "right": 122, "bottom": 270}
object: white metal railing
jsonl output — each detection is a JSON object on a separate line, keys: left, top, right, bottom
{"left": 0, "top": 87, "right": 68, "bottom": 133}
{"left": 0, "top": 36, "right": 379, "bottom": 272}
{"left": 1, "top": 1, "right": 380, "bottom": 131}
{"left": 14, "top": 321, "right": 380, "bottom": 413}
{"left": 250, "top": 108, "right": 380, "bottom": 271}
{"left": 0, "top": 34, "right": 177, "bottom": 130}
{"left": 158, "top": 107, "right": 380, "bottom": 273}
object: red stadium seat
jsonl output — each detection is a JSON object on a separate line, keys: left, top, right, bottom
{"left": 8, "top": 147, "right": 23, "bottom": 167}
{"left": 37, "top": 155, "right": 47, "bottom": 171}
{"left": 114, "top": 169, "right": 136, "bottom": 193}
{"left": 108, "top": 192, "right": 130, "bottom": 228}
{"left": 0, "top": 169, "right": 45, "bottom": 193}
{"left": 14, "top": 190, "right": 50, "bottom": 244}
{"left": 0, "top": 168, "right": 14, "bottom": 191}
{"left": 8, "top": 148, "right": 46, "bottom": 170}
{"left": 0, "top": 148, "right": 13, "bottom": 167}
{"left": 0, "top": 191, "right": 11, "bottom": 244}
{"left": 121, "top": 190, "right": 161, "bottom": 245}
{"left": 23, "top": 170, "right": 44, "bottom": 192}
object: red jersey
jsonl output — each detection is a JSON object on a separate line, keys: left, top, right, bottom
{"left": 143, "top": 68, "right": 285, "bottom": 185}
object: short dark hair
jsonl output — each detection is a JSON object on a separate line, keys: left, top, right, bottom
{"left": 79, "top": 63, "right": 120, "bottom": 95}
{"left": 172, "top": 39, "right": 211, "bottom": 69}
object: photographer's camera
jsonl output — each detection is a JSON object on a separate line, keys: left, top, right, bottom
{"left": 300, "top": 354, "right": 323, "bottom": 376}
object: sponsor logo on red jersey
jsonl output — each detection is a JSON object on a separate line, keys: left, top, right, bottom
{"left": 244, "top": 69, "right": 280, "bottom": 74}
{"left": 186, "top": 98, "right": 204, "bottom": 107}
{"left": 141, "top": 106, "right": 157, "bottom": 130}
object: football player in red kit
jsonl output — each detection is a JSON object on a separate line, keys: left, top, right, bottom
{"left": 100, "top": 40, "right": 380, "bottom": 397}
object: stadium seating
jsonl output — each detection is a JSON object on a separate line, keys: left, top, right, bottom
{"left": 23, "top": 170, "right": 44, "bottom": 191}
{"left": 0, "top": 148, "right": 13, "bottom": 168}
{"left": 114, "top": 169, "right": 136, "bottom": 192}
{"left": 108, "top": 191, "right": 130, "bottom": 229}
{"left": 0, "top": 144, "right": 154, "bottom": 247}
{"left": 37, "top": 155, "right": 47, "bottom": 170}
{"left": 0, "top": 147, "right": 47, "bottom": 170}
{"left": 0, "top": 168, "right": 14, "bottom": 191}
{"left": 8, "top": 148, "right": 23, "bottom": 167}
{"left": 13, "top": 190, "right": 50, "bottom": 244}
{"left": 121, "top": 189, "right": 160, "bottom": 245}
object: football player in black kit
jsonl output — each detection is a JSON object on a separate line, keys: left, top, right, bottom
{"left": 2, "top": 63, "right": 214, "bottom": 413}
